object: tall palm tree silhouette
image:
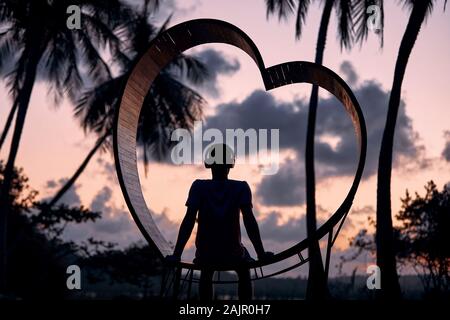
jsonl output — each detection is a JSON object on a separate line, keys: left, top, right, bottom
{"left": 46, "top": 4, "right": 207, "bottom": 208}
{"left": 376, "top": 0, "right": 447, "bottom": 300}
{"left": 266, "top": 0, "right": 384, "bottom": 299}
{"left": 0, "top": 101, "right": 17, "bottom": 151}
{"left": 0, "top": 0, "right": 135, "bottom": 293}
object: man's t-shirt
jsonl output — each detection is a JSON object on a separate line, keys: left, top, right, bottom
{"left": 185, "top": 179, "right": 252, "bottom": 263}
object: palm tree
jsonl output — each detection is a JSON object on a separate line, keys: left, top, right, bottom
{"left": 266, "top": 0, "right": 384, "bottom": 299}
{"left": 376, "top": 0, "right": 446, "bottom": 300}
{"left": 0, "top": 0, "right": 135, "bottom": 293}
{"left": 46, "top": 4, "right": 207, "bottom": 207}
{"left": 0, "top": 101, "right": 17, "bottom": 151}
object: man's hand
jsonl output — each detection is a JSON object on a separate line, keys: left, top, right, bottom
{"left": 258, "top": 251, "right": 275, "bottom": 262}
{"left": 165, "top": 254, "right": 181, "bottom": 265}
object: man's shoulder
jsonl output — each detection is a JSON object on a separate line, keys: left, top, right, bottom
{"left": 192, "top": 179, "right": 249, "bottom": 188}
{"left": 228, "top": 179, "right": 251, "bottom": 192}
{"left": 192, "top": 179, "right": 207, "bottom": 184}
{"left": 191, "top": 179, "right": 207, "bottom": 188}
{"left": 228, "top": 179, "right": 249, "bottom": 186}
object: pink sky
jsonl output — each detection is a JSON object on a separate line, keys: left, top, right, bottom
{"left": 0, "top": 0, "right": 449, "bottom": 276}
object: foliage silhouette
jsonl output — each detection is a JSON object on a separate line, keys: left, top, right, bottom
{"left": 0, "top": 0, "right": 136, "bottom": 293}
{"left": 47, "top": 1, "right": 207, "bottom": 208}
{"left": 266, "top": 0, "right": 384, "bottom": 299}
{"left": 0, "top": 161, "right": 162, "bottom": 299}
{"left": 349, "top": 181, "right": 450, "bottom": 299}
{"left": 376, "top": 0, "right": 447, "bottom": 300}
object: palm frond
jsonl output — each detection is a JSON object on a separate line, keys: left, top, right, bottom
{"left": 142, "top": 0, "right": 160, "bottom": 16}
{"left": 0, "top": 26, "right": 20, "bottom": 71}
{"left": 266, "top": 0, "right": 297, "bottom": 20}
{"left": 336, "top": 0, "right": 354, "bottom": 49}
{"left": 73, "top": 28, "right": 111, "bottom": 82}
{"left": 2, "top": 0, "right": 207, "bottom": 173}
{"left": 138, "top": 72, "right": 205, "bottom": 168}
{"left": 0, "top": 0, "right": 17, "bottom": 22}
{"left": 400, "top": 0, "right": 437, "bottom": 23}
{"left": 295, "top": 0, "right": 312, "bottom": 39}
{"left": 82, "top": 0, "right": 135, "bottom": 30}
{"left": 116, "top": 6, "right": 158, "bottom": 62}
{"left": 0, "top": 0, "right": 137, "bottom": 106}
{"left": 82, "top": 14, "right": 121, "bottom": 48}
{"left": 74, "top": 75, "right": 125, "bottom": 134}
{"left": 169, "top": 54, "right": 209, "bottom": 85}
{"left": 62, "top": 34, "right": 84, "bottom": 101}
{"left": 353, "top": 0, "right": 384, "bottom": 47}
{"left": 42, "top": 34, "right": 70, "bottom": 104}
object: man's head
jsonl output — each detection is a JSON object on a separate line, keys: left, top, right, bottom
{"left": 204, "top": 143, "right": 235, "bottom": 179}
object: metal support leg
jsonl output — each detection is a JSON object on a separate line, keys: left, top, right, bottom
{"left": 187, "top": 269, "right": 194, "bottom": 299}
{"left": 160, "top": 266, "right": 169, "bottom": 298}
{"left": 173, "top": 266, "right": 182, "bottom": 299}
{"left": 324, "top": 229, "right": 333, "bottom": 280}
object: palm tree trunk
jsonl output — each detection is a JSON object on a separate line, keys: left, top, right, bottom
{"left": 0, "top": 100, "right": 18, "bottom": 152}
{"left": 46, "top": 132, "right": 109, "bottom": 208}
{"left": 0, "top": 53, "right": 40, "bottom": 293}
{"left": 305, "top": 0, "right": 334, "bottom": 300}
{"left": 376, "top": 1, "right": 428, "bottom": 300}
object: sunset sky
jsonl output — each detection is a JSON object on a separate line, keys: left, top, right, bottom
{"left": 0, "top": 0, "right": 449, "bottom": 277}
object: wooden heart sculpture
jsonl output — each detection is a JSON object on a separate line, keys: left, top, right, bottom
{"left": 113, "top": 19, "right": 367, "bottom": 271}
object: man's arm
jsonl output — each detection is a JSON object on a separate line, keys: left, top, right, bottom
{"left": 172, "top": 206, "right": 197, "bottom": 258}
{"left": 241, "top": 205, "right": 266, "bottom": 258}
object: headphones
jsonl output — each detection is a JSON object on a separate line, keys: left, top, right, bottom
{"left": 204, "top": 143, "right": 236, "bottom": 168}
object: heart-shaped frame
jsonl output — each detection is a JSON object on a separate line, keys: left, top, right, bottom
{"left": 113, "top": 19, "right": 367, "bottom": 272}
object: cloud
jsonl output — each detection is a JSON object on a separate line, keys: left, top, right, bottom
{"left": 340, "top": 60, "right": 358, "bottom": 85}
{"left": 90, "top": 186, "right": 113, "bottom": 214}
{"left": 153, "top": 209, "right": 179, "bottom": 244}
{"left": 60, "top": 185, "right": 179, "bottom": 248}
{"left": 238, "top": 209, "right": 364, "bottom": 277}
{"left": 0, "top": 52, "right": 17, "bottom": 78}
{"left": 60, "top": 186, "right": 136, "bottom": 246}
{"left": 45, "top": 180, "right": 58, "bottom": 189}
{"left": 96, "top": 157, "right": 117, "bottom": 182}
{"left": 442, "top": 131, "right": 450, "bottom": 162}
{"left": 256, "top": 158, "right": 306, "bottom": 206}
{"left": 206, "top": 82, "right": 419, "bottom": 177}
{"left": 351, "top": 205, "right": 375, "bottom": 216}
{"left": 194, "top": 49, "right": 240, "bottom": 98}
{"left": 43, "top": 178, "right": 81, "bottom": 207}
{"left": 154, "top": 0, "right": 201, "bottom": 18}
{"left": 257, "top": 211, "right": 309, "bottom": 243}
{"left": 205, "top": 90, "right": 305, "bottom": 151}
{"left": 204, "top": 62, "right": 424, "bottom": 206}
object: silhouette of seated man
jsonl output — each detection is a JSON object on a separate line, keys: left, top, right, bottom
{"left": 166, "top": 143, "right": 273, "bottom": 300}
